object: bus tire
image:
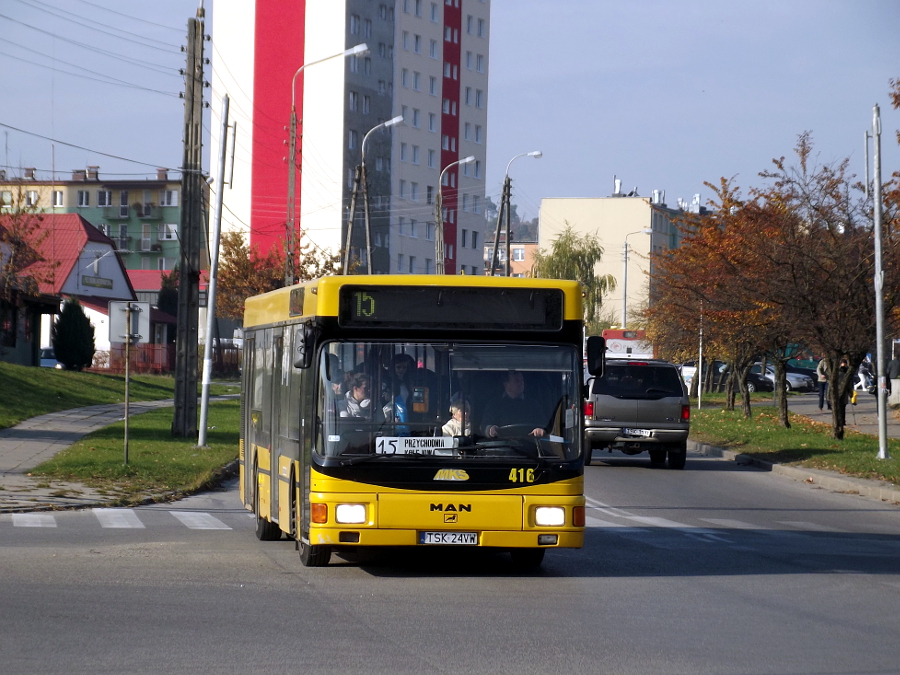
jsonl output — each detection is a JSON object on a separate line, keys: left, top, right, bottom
{"left": 584, "top": 446, "right": 593, "bottom": 466}
{"left": 510, "top": 548, "right": 545, "bottom": 569}
{"left": 299, "top": 540, "right": 331, "bottom": 567}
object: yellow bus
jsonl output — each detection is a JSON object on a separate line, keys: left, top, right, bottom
{"left": 240, "top": 274, "right": 600, "bottom": 568}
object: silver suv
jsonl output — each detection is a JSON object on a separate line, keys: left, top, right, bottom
{"left": 584, "top": 359, "right": 690, "bottom": 469}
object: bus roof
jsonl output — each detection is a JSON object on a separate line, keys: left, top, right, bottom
{"left": 243, "top": 275, "right": 583, "bottom": 328}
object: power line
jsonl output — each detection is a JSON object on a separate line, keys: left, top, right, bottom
{"left": 0, "top": 120, "right": 176, "bottom": 170}
{"left": 8, "top": 1, "right": 181, "bottom": 51}
{"left": 71, "top": 0, "right": 185, "bottom": 34}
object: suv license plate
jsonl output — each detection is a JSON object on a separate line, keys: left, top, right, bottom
{"left": 622, "top": 428, "right": 652, "bottom": 438}
{"left": 420, "top": 531, "right": 478, "bottom": 545}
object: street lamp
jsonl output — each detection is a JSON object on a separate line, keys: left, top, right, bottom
{"left": 343, "top": 115, "right": 404, "bottom": 275}
{"left": 285, "top": 42, "right": 369, "bottom": 286}
{"left": 622, "top": 228, "right": 652, "bottom": 328}
{"left": 490, "top": 151, "right": 541, "bottom": 276}
{"left": 434, "top": 155, "right": 475, "bottom": 274}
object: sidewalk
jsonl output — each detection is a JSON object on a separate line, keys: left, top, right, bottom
{"left": 0, "top": 397, "right": 237, "bottom": 513}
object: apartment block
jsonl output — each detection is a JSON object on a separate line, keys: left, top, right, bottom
{"left": 210, "top": 0, "right": 490, "bottom": 276}
{"left": 0, "top": 167, "right": 184, "bottom": 272}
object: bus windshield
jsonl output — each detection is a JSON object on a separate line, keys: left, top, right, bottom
{"left": 317, "top": 342, "right": 581, "bottom": 461}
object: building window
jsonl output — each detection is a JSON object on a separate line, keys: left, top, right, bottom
{"left": 466, "top": 15, "right": 473, "bottom": 33}
{"left": 428, "top": 150, "right": 436, "bottom": 169}
{"left": 349, "top": 129, "right": 358, "bottom": 150}
{"left": 400, "top": 143, "right": 408, "bottom": 161}
{"left": 512, "top": 247, "right": 525, "bottom": 262}
{"left": 399, "top": 180, "right": 406, "bottom": 198}
{"left": 160, "top": 189, "right": 178, "bottom": 207}
{"left": 464, "top": 122, "right": 471, "bottom": 141}
{"left": 429, "top": 76, "right": 437, "bottom": 95}
{"left": 363, "top": 95, "right": 370, "bottom": 114}
{"left": 77, "top": 190, "right": 89, "bottom": 207}
{"left": 474, "top": 161, "right": 482, "bottom": 179}
{"left": 158, "top": 223, "right": 178, "bottom": 240}
{"left": 474, "top": 125, "right": 483, "bottom": 144}
{"left": 475, "top": 89, "right": 484, "bottom": 108}
{"left": 410, "top": 219, "right": 417, "bottom": 238}
{"left": 415, "top": 0, "right": 422, "bottom": 16}
{"left": 464, "top": 87, "right": 472, "bottom": 105}
{"left": 1, "top": 190, "right": 11, "bottom": 208}
{"left": 412, "top": 146, "right": 420, "bottom": 165}
{"left": 476, "top": 54, "right": 484, "bottom": 72}
{"left": 398, "top": 253, "right": 405, "bottom": 271}
{"left": 410, "top": 182, "right": 419, "bottom": 201}
{"left": 426, "top": 184, "right": 434, "bottom": 203}
{"left": 349, "top": 55, "right": 359, "bottom": 73}
{"left": 478, "top": 18, "right": 485, "bottom": 37}
{"left": 431, "top": 2, "right": 439, "bottom": 21}
{"left": 398, "top": 217, "right": 405, "bottom": 235}
{"left": 349, "top": 90, "right": 358, "bottom": 111}
{"left": 409, "top": 255, "right": 416, "bottom": 273}
{"left": 401, "top": 69, "right": 409, "bottom": 87}
{"left": 364, "top": 19, "right": 372, "bottom": 38}
{"left": 413, "top": 71, "right": 421, "bottom": 90}
{"left": 412, "top": 108, "right": 420, "bottom": 127}
{"left": 461, "top": 229, "right": 468, "bottom": 247}
{"left": 428, "top": 113, "right": 436, "bottom": 131}
{"left": 426, "top": 222, "right": 434, "bottom": 240}
{"left": 349, "top": 14, "right": 360, "bottom": 34}
{"left": 462, "top": 194, "right": 469, "bottom": 211}
{"left": 414, "top": 34, "right": 421, "bottom": 53}
{"left": 472, "top": 196, "right": 479, "bottom": 214}
{"left": 471, "top": 231, "right": 479, "bottom": 248}
{"left": 402, "top": 31, "right": 409, "bottom": 50}
{"left": 429, "top": 39, "right": 438, "bottom": 58}
{"left": 466, "top": 51, "right": 473, "bottom": 69}
{"left": 425, "top": 258, "right": 433, "bottom": 274}
{"left": 52, "top": 190, "right": 64, "bottom": 207}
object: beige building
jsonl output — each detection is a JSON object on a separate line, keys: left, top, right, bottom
{"left": 539, "top": 190, "right": 694, "bottom": 327}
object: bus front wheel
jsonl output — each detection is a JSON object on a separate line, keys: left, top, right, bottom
{"left": 299, "top": 540, "right": 331, "bottom": 567}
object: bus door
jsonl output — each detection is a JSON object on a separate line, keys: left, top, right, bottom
{"left": 244, "top": 331, "right": 272, "bottom": 511}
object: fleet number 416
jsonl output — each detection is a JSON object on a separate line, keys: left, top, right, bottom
{"left": 508, "top": 468, "right": 535, "bottom": 483}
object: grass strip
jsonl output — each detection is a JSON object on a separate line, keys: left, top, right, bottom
{"left": 691, "top": 404, "right": 900, "bottom": 484}
{"left": 30, "top": 400, "right": 240, "bottom": 504}
{"left": 0, "top": 362, "right": 240, "bottom": 430}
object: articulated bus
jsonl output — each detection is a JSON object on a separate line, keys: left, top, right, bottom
{"left": 240, "top": 275, "right": 602, "bottom": 568}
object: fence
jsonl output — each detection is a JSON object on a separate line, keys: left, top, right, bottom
{"left": 102, "top": 342, "right": 241, "bottom": 377}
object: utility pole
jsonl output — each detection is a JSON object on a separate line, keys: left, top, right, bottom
{"left": 172, "top": 6, "right": 205, "bottom": 438}
{"left": 343, "top": 165, "right": 362, "bottom": 274}
{"left": 872, "top": 103, "right": 890, "bottom": 460}
{"left": 489, "top": 179, "right": 507, "bottom": 276}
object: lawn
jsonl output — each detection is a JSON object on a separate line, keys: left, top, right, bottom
{"left": 0, "top": 361, "right": 240, "bottom": 430}
{"left": 31, "top": 400, "right": 240, "bottom": 504}
{"left": 691, "top": 397, "right": 900, "bottom": 484}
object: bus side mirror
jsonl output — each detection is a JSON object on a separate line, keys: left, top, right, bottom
{"left": 586, "top": 336, "right": 605, "bottom": 377}
{"left": 293, "top": 324, "right": 315, "bottom": 369}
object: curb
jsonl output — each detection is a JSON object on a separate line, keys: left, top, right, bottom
{"left": 689, "top": 439, "right": 900, "bottom": 505}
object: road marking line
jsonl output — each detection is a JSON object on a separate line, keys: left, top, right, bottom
{"left": 12, "top": 514, "right": 57, "bottom": 528}
{"left": 170, "top": 511, "right": 232, "bottom": 530}
{"left": 776, "top": 520, "right": 842, "bottom": 532}
{"left": 93, "top": 508, "right": 145, "bottom": 529}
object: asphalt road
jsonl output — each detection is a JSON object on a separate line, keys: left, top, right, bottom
{"left": 2, "top": 450, "right": 899, "bottom": 675}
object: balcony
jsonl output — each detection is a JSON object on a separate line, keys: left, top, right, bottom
{"left": 102, "top": 206, "right": 130, "bottom": 220}
{"left": 134, "top": 203, "right": 160, "bottom": 220}
{"left": 114, "top": 236, "right": 132, "bottom": 251}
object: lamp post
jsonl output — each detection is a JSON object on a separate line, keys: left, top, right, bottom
{"left": 343, "top": 115, "right": 404, "bottom": 275}
{"left": 622, "top": 228, "right": 652, "bottom": 328}
{"left": 434, "top": 155, "right": 475, "bottom": 274}
{"left": 490, "top": 150, "right": 541, "bottom": 276}
{"left": 285, "top": 42, "right": 369, "bottom": 286}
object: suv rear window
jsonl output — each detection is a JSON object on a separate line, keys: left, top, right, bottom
{"left": 591, "top": 364, "right": 683, "bottom": 398}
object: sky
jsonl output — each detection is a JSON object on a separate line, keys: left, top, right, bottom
{"left": 1, "top": 0, "right": 898, "bottom": 224}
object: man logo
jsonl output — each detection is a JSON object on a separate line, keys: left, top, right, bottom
{"left": 433, "top": 469, "right": 469, "bottom": 481}
{"left": 444, "top": 513, "right": 458, "bottom": 523}
{"left": 430, "top": 503, "right": 472, "bottom": 512}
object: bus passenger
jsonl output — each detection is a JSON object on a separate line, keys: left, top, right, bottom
{"left": 442, "top": 399, "right": 471, "bottom": 436}
{"left": 340, "top": 373, "right": 372, "bottom": 418}
{"left": 482, "top": 370, "right": 547, "bottom": 437}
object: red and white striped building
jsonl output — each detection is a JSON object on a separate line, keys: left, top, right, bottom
{"left": 210, "top": 0, "right": 490, "bottom": 275}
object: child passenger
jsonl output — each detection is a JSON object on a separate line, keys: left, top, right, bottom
{"left": 442, "top": 399, "right": 471, "bottom": 437}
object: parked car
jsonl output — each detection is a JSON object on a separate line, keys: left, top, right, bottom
{"left": 679, "top": 360, "right": 772, "bottom": 393}
{"left": 584, "top": 359, "right": 690, "bottom": 469}
{"left": 39, "top": 348, "right": 62, "bottom": 369}
{"left": 750, "top": 363, "right": 815, "bottom": 392}
{"left": 745, "top": 370, "right": 775, "bottom": 393}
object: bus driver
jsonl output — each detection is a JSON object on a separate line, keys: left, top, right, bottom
{"left": 482, "top": 370, "right": 547, "bottom": 438}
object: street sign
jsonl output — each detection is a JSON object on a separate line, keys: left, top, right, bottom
{"left": 108, "top": 301, "right": 151, "bottom": 343}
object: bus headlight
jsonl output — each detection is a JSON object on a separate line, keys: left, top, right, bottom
{"left": 535, "top": 506, "right": 566, "bottom": 527}
{"left": 335, "top": 503, "right": 367, "bottom": 524}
